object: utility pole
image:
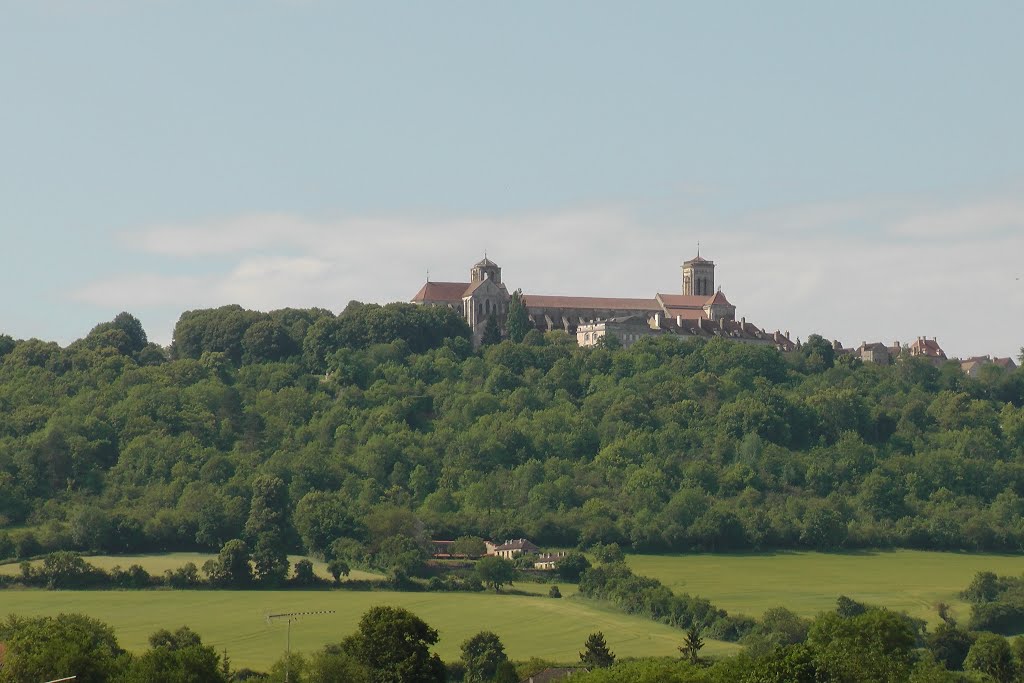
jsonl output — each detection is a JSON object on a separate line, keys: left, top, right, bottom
{"left": 266, "top": 610, "right": 335, "bottom": 683}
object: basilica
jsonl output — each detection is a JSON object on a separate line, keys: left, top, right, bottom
{"left": 411, "top": 253, "right": 794, "bottom": 350}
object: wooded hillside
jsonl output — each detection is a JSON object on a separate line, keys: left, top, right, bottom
{"left": 1, "top": 303, "right": 1023, "bottom": 560}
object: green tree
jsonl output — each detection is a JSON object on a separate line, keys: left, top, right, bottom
{"left": 591, "top": 542, "right": 624, "bottom": 565}
{"left": 801, "top": 333, "right": 836, "bottom": 372}
{"left": 241, "top": 319, "right": 299, "bottom": 364}
{"left": 293, "top": 558, "right": 317, "bottom": 585}
{"left": 327, "top": 559, "right": 351, "bottom": 585}
{"left": 206, "top": 539, "right": 253, "bottom": 586}
{"left": 121, "top": 626, "right": 227, "bottom": 683}
{"left": 481, "top": 315, "right": 502, "bottom": 346}
{"left": 679, "top": 625, "right": 704, "bottom": 664}
{"left": 964, "top": 632, "right": 1016, "bottom": 683}
{"left": 556, "top": 552, "right": 591, "bottom": 582}
{"left": 476, "top": 556, "right": 516, "bottom": 592}
{"left": 307, "top": 644, "right": 370, "bottom": 683}
{"left": 460, "top": 630, "right": 509, "bottom": 683}
{"left": 506, "top": 289, "right": 531, "bottom": 343}
{"left": 808, "top": 608, "right": 916, "bottom": 682}
{"left": 342, "top": 606, "right": 445, "bottom": 683}
{"left": 925, "top": 622, "right": 973, "bottom": 671}
{"left": 0, "top": 613, "right": 123, "bottom": 683}
{"left": 579, "top": 631, "right": 615, "bottom": 668}
{"left": 451, "top": 535, "right": 487, "bottom": 558}
{"left": 245, "top": 475, "right": 291, "bottom": 584}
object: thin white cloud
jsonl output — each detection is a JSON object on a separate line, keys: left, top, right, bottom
{"left": 890, "top": 200, "right": 1024, "bottom": 238}
{"left": 77, "top": 196, "right": 1024, "bottom": 359}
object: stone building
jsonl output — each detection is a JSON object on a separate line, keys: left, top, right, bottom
{"left": 411, "top": 257, "right": 510, "bottom": 346}
{"left": 411, "top": 252, "right": 743, "bottom": 345}
{"left": 856, "top": 342, "right": 891, "bottom": 365}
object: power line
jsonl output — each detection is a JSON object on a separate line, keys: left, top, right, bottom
{"left": 266, "top": 610, "right": 336, "bottom": 683}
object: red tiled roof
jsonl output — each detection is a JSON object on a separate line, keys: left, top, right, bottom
{"left": 705, "top": 290, "right": 733, "bottom": 306}
{"left": 656, "top": 293, "right": 710, "bottom": 309}
{"left": 662, "top": 307, "right": 708, "bottom": 320}
{"left": 411, "top": 281, "right": 469, "bottom": 303}
{"left": 523, "top": 295, "right": 661, "bottom": 311}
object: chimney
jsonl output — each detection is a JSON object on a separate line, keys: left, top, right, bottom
{"left": 785, "top": 330, "right": 790, "bottom": 339}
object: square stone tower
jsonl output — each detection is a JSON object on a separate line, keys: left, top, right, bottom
{"left": 682, "top": 253, "right": 715, "bottom": 296}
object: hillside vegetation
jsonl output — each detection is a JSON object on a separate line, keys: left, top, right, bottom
{"left": 1, "top": 303, "right": 1023, "bottom": 562}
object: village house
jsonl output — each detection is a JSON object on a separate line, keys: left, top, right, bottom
{"left": 491, "top": 538, "right": 540, "bottom": 560}
{"left": 909, "top": 337, "right": 947, "bottom": 365}
{"left": 960, "top": 355, "right": 1019, "bottom": 377}
{"left": 857, "top": 342, "right": 891, "bottom": 365}
{"left": 533, "top": 551, "right": 570, "bottom": 571}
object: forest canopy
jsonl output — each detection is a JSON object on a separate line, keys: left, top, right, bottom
{"left": 1, "top": 303, "right": 1023, "bottom": 560}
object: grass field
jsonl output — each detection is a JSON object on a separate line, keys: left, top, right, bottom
{"left": 0, "top": 589, "right": 737, "bottom": 669}
{"left": 627, "top": 549, "right": 1024, "bottom": 627}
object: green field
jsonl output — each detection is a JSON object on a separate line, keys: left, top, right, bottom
{"left": 627, "top": 549, "right": 1024, "bottom": 626}
{"left": 0, "top": 590, "right": 736, "bottom": 669}
{"left": 0, "top": 552, "right": 721, "bottom": 668}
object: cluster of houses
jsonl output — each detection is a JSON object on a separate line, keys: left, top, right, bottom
{"left": 432, "top": 538, "right": 568, "bottom": 570}
{"left": 835, "top": 336, "right": 1017, "bottom": 373}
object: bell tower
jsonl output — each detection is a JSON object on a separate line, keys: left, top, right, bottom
{"left": 470, "top": 256, "right": 501, "bottom": 284}
{"left": 681, "top": 250, "right": 715, "bottom": 297}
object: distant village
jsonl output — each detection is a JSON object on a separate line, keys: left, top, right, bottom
{"left": 412, "top": 253, "right": 1017, "bottom": 374}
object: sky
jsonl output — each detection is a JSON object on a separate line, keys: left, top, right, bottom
{"left": 1, "top": 1, "right": 1022, "bottom": 360}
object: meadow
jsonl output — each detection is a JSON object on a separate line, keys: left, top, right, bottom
{"left": 3, "top": 549, "right": 1022, "bottom": 669}
{"left": 0, "top": 588, "right": 733, "bottom": 669}
{"left": 627, "top": 549, "right": 1024, "bottom": 627}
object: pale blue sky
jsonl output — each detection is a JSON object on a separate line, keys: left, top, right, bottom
{"left": 2, "top": 1, "right": 1022, "bottom": 358}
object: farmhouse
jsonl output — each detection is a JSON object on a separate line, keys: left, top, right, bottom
{"left": 492, "top": 538, "right": 540, "bottom": 559}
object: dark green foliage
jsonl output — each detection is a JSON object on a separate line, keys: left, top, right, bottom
{"left": 806, "top": 608, "right": 917, "bottom": 682}
{"left": 451, "top": 535, "right": 486, "bottom": 558}
{"left": 591, "top": 542, "right": 624, "bottom": 565}
{"left": 836, "top": 595, "right": 867, "bottom": 618}
{"left": 580, "top": 631, "right": 615, "bottom": 668}
{"left": 961, "top": 571, "right": 1024, "bottom": 634}
{"left": 481, "top": 315, "right": 502, "bottom": 345}
{"left": 460, "top": 630, "right": 509, "bottom": 682}
{"left": 204, "top": 539, "right": 254, "bottom": 587}
{"left": 925, "top": 622, "right": 974, "bottom": 671}
{"left": 679, "top": 625, "right": 704, "bottom": 664}
{"left": 342, "top": 605, "right": 445, "bottom": 683}
{"left": 0, "top": 613, "right": 123, "bottom": 683}
{"left": 578, "top": 562, "right": 747, "bottom": 639}
{"left": 549, "top": 585, "right": 562, "bottom": 598}
{"left": 0, "top": 306, "right": 1023, "bottom": 592}
{"left": 475, "top": 556, "right": 516, "bottom": 592}
{"left": 555, "top": 552, "right": 591, "bottom": 582}
{"left": 506, "top": 289, "right": 531, "bottom": 343}
{"left": 964, "top": 632, "right": 1016, "bottom": 682}
{"left": 292, "top": 558, "right": 317, "bottom": 585}
{"left": 327, "top": 558, "right": 350, "bottom": 584}
{"left": 740, "top": 606, "right": 810, "bottom": 657}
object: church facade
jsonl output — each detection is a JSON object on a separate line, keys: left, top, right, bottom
{"left": 412, "top": 253, "right": 752, "bottom": 346}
